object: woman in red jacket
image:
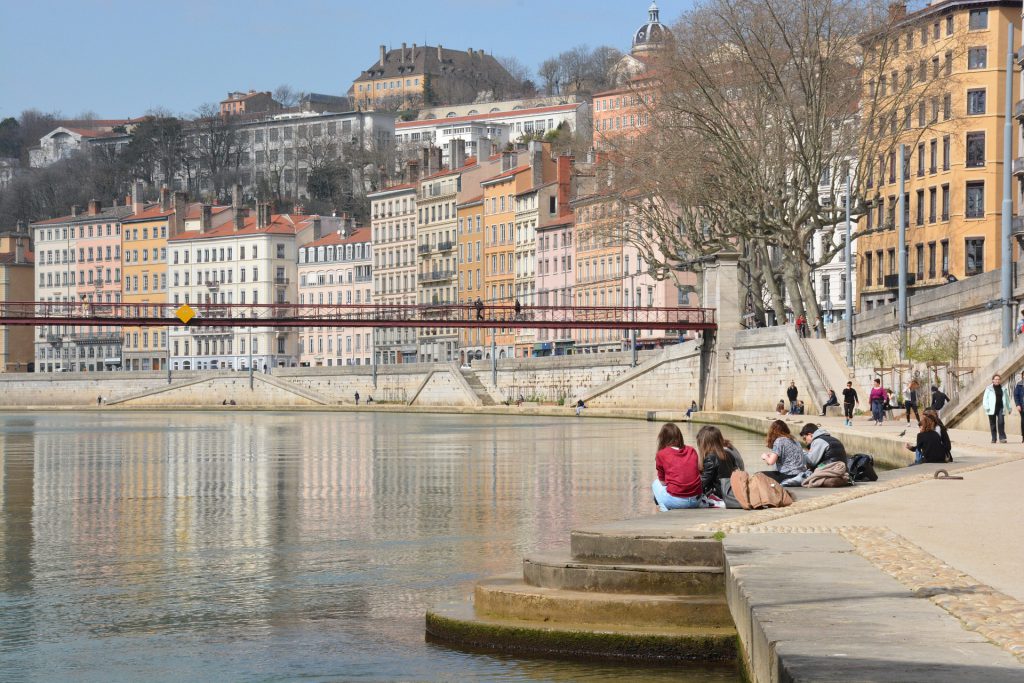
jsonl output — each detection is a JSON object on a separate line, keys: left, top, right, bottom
{"left": 652, "top": 422, "right": 702, "bottom": 511}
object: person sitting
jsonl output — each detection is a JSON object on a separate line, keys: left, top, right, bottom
{"left": 907, "top": 414, "right": 947, "bottom": 464}
{"left": 760, "top": 420, "right": 809, "bottom": 484}
{"left": 799, "top": 423, "right": 848, "bottom": 469}
{"left": 366, "top": 395, "right": 374, "bottom": 404}
{"left": 796, "top": 400, "right": 806, "bottom": 415}
{"left": 775, "top": 400, "right": 787, "bottom": 416}
{"left": 652, "top": 422, "right": 703, "bottom": 511}
{"left": 575, "top": 399, "right": 586, "bottom": 416}
{"left": 820, "top": 389, "right": 839, "bottom": 416}
{"left": 923, "top": 408, "right": 952, "bottom": 462}
{"left": 686, "top": 400, "right": 698, "bottom": 418}
{"left": 697, "top": 425, "right": 746, "bottom": 508}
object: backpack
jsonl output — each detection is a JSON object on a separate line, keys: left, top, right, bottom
{"left": 847, "top": 453, "right": 878, "bottom": 482}
{"left": 730, "top": 471, "right": 794, "bottom": 510}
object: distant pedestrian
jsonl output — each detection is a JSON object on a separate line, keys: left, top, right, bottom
{"left": 903, "top": 380, "right": 921, "bottom": 424}
{"left": 514, "top": 298, "right": 522, "bottom": 319}
{"left": 884, "top": 389, "right": 896, "bottom": 421}
{"left": 1018, "top": 310, "right": 1024, "bottom": 335}
{"left": 795, "top": 314, "right": 805, "bottom": 338}
{"left": 983, "top": 374, "right": 1012, "bottom": 444}
{"left": 575, "top": 399, "right": 586, "bottom": 416}
{"left": 685, "top": 400, "right": 698, "bottom": 418}
{"left": 97, "top": 395, "right": 103, "bottom": 406}
{"left": 354, "top": 391, "right": 360, "bottom": 406}
{"left": 869, "top": 378, "right": 885, "bottom": 425}
{"left": 1015, "top": 372, "right": 1024, "bottom": 443}
{"left": 841, "top": 381, "right": 859, "bottom": 427}
{"left": 930, "top": 385, "right": 950, "bottom": 413}
{"left": 474, "top": 297, "right": 484, "bottom": 321}
{"left": 786, "top": 381, "right": 799, "bottom": 414}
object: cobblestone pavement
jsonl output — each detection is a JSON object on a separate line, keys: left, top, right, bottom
{"left": 692, "top": 422, "right": 1024, "bottom": 664}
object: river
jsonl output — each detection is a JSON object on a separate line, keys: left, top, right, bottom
{"left": 0, "top": 411, "right": 765, "bottom": 682}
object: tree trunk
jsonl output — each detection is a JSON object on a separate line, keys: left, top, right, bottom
{"left": 756, "top": 241, "right": 787, "bottom": 325}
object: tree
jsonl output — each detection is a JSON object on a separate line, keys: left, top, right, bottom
{"left": 190, "top": 104, "right": 247, "bottom": 200}
{"left": 0, "top": 118, "right": 20, "bottom": 158}
{"left": 125, "top": 112, "right": 185, "bottom": 187}
{"left": 537, "top": 45, "right": 623, "bottom": 96}
{"left": 538, "top": 58, "right": 562, "bottom": 95}
{"left": 273, "top": 85, "right": 305, "bottom": 108}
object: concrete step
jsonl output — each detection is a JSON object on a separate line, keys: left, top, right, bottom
{"left": 474, "top": 574, "right": 733, "bottom": 628}
{"left": 523, "top": 552, "right": 725, "bottom": 595}
{"left": 460, "top": 369, "right": 496, "bottom": 405}
{"left": 426, "top": 599, "right": 738, "bottom": 663}
{"left": 570, "top": 530, "right": 724, "bottom": 567}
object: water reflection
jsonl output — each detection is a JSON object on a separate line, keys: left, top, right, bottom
{"left": 0, "top": 412, "right": 752, "bottom": 682}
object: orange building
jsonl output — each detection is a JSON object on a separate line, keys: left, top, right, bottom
{"left": 457, "top": 195, "right": 485, "bottom": 362}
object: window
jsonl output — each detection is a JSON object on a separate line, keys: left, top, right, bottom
{"left": 968, "top": 47, "right": 987, "bottom": 69}
{"left": 917, "top": 143, "right": 925, "bottom": 176}
{"left": 965, "top": 238, "right": 984, "bottom": 275}
{"left": 276, "top": 244, "right": 285, "bottom": 259}
{"left": 929, "top": 187, "right": 937, "bottom": 223}
{"left": 941, "top": 239, "right": 949, "bottom": 275}
{"left": 966, "top": 132, "right": 985, "bottom": 167}
{"left": 941, "top": 184, "right": 950, "bottom": 220}
{"left": 943, "top": 94, "right": 951, "bottom": 120}
{"left": 866, "top": 252, "right": 873, "bottom": 286}
{"left": 916, "top": 244, "right": 924, "bottom": 279}
{"left": 929, "top": 139, "right": 937, "bottom": 173}
{"left": 968, "top": 8, "right": 988, "bottom": 30}
{"left": 916, "top": 190, "right": 924, "bottom": 225}
{"left": 928, "top": 242, "right": 936, "bottom": 278}
{"left": 967, "top": 89, "right": 986, "bottom": 115}
{"left": 942, "top": 136, "right": 950, "bottom": 170}
{"left": 965, "top": 181, "right": 985, "bottom": 218}
{"left": 887, "top": 248, "right": 896, "bottom": 276}
{"left": 945, "top": 14, "right": 954, "bottom": 35}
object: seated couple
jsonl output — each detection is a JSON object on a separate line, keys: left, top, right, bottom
{"left": 651, "top": 423, "right": 746, "bottom": 511}
{"left": 760, "top": 420, "right": 847, "bottom": 486}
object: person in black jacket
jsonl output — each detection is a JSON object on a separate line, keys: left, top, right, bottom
{"left": 786, "top": 381, "right": 799, "bottom": 414}
{"left": 907, "top": 414, "right": 946, "bottom": 464}
{"left": 923, "top": 408, "right": 952, "bottom": 462}
{"left": 697, "top": 425, "right": 746, "bottom": 508}
{"left": 930, "top": 385, "right": 950, "bottom": 413}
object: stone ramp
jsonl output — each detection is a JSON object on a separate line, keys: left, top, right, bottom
{"left": 460, "top": 368, "right": 496, "bottom": 405}
{"left": 725, "top": 533, "right": 1024, "bottom": 683}
{"left": 106, "top": 371, "right": 332, "bottom": 406}
{"left": 784, "top": 328, "right": 830, "bottom": 407}
{"left": 803, "top": 337, "right": 854, "bottom": 396}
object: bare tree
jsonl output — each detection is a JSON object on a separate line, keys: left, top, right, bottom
{"left": 190, "top": 104, "right": 247, "bottom": 201}
{"left": 273, "top": 84, "right": 305, "bottom": 108}
{"left": 538, "top": 58, "right": 562, "bottom": 95}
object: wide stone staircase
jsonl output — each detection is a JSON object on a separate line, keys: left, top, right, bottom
{"left": 426, "top": 516, "right": 737, "bottom": 662}
{"left": 460, "top": 369, "right": 496, "bottom": 406}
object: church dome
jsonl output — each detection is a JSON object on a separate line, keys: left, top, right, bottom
{"left": 632, "top": 2, "right": 671, "bottom": 53}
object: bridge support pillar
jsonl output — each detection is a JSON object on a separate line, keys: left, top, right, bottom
{"left": 699, "top": 252, "right": 742, "bottom": 411}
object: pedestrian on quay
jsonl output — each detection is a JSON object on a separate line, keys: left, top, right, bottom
{"left": 354, "top": 391, "right": 360, "bottom": 406}
{"left": 841, "top": 381, "right": 859, "bottom": 427}
{"left": 983, "top": 374, "right": 1012, "bottom": 444}
{"left": 884, "top": 388, "right": 897, "bottom": 421}
{"left": 795, "top": 314, "right": 806, "bottom": 339}
{"left": 820, "top": 389, "right": 839, "bottom": 416}
{"left": 930, "top": 385, "right": 950, "bottom": 414}
{"left": 575, "top": 399, "right": 586, "bottom": 416}
{"left": 685, "top": 400, "right": 698, "bottom": 418}
{"left": 775, "top": 399, "right": 787, "bottom": 415}
{"left": 903, "top": 379, "right": 921, "bottom": 425}
{"left": 474, "top": 297, "right": 484, "bottom": 321}
{"left": 869, "top": 378, "right": 886, "bottom": 425}
{"left": 651, "top": 422, "right": 702, "bottom": 511}
{"left": 1015, "top": 372, "right": 1024, "bottom": 443}
{"left": 786, "top": 381, "right": 799, "bottom": 415}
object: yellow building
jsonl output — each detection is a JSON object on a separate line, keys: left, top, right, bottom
{"left": 0, "top": 226, "right": 33, "bottom": 372}
{"left": 857, "top": 0, "right": 1020, "bottom": 311}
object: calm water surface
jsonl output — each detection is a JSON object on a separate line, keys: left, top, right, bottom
{"left": 0, "top": 411, "right": 765, "bottom": 682}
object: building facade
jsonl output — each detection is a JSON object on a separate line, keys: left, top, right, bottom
{"left": 369, "top": 184, "right": 418, "bottom": 364}
{"left": 0, "top": 225, "right": 33, "bottom": 372}
{"left": 416, "top": 166, "right": 460, "bottom": 362}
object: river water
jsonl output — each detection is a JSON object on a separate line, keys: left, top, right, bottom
{"left": 0, "top": 411, "right": 766, "bottom": 682}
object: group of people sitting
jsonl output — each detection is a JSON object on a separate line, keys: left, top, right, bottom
{"left": 651, "top": 423, "right": 748, "bottom": 511}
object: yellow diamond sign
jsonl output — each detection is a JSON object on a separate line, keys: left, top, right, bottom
{"left": 175, "top": 304, "right": 196, "bottom": 324}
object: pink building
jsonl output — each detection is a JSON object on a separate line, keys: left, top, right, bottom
{"left": 534, "top": 214, "right": 575, "bottom": 356}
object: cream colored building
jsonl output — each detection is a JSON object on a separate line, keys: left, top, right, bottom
{"left": 369, "top": 183, "right": 418, "bottom": 364}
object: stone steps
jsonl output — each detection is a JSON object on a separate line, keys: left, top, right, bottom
{"left": 474, "top": 574, "right": 733, "bottom": 628}
{"left": 460, "top": 370, "right": 496, "bottom": 405}
{"left": 523, "top": 552, "right": 725, "bottom": 595}
{"left": 570, "top": 529, "right": 725, "bottom": 567}
{"left": 426, "top": 600, "right": 737, "bottom": 662}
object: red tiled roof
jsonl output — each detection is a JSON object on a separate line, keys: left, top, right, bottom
{"left": 397, "top": 103, "right": 581, "bottom": 129}
{"left": 0, "top": 250, "right": 33, "bottom": 265}
{"left": 168, "top": 213, "right": 312, "bottom": 241}
{"left": 303, "top": 226, "right": 370, "bottom": 248}
{"left": 481, "top": 164, "right": 530, "bottom": 186}
{"left": 185, "top": 204, "right": 232, "bottom": 220}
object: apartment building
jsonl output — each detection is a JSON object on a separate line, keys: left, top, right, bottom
{"left": 167, "top": 206, "right": 311, "bottom": 371}
{"left": 368, "top": 183, "right": 418, "bottom": 364}
{"left": 457, "top": 195, "right": 485, "bottom": 363}
{"left": 0, "top": 225, "right": 33, "bottom": 372}
{"left": 571, "top": 193, "right": 626, "bottom": 353}
{"left": 416, "top": 160, "right": 460, "bottom": 362}
{"left": 297, "top": 226, "right": 372, "bottom": 367}
{"left": 857, "top": 0, "right": 1021, "bottom": 310}
{"left": 535, "top": 213, "right": 575, "bottom": 356}
{"left": 32, "top": 202, "right": 133, "bottom": 372}
{"left": 219, "top": 90, "right": 282, "bottom": 117}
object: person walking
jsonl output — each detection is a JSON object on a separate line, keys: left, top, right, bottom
{"left": 354, "top": 391, "right": 360, "bottom": 406}
{"left": 786, "top": 381, "right": 799, "bottom": 415}
{"left": 983, "top": 374, "right": 1012, "bottom": 444}
{"left": 514, "top": 298, "right": 522, "bottom": 319}
{"left": 903, "top": 380, "right": 921, "bottom": 425}
{"left": 1014, "top": 372, "right": 1024, "bottom": 443}
{"left": 474, "top": 297, "right": 484, "bottom": 321}
{"left": 930, "top": 385, "right": 950, "bottom": 414}
{"left": 869, "top": 378, "right": 886, "bottom": 425}
{"left": 841, "top": 381, "right": 859, "bottom": 427}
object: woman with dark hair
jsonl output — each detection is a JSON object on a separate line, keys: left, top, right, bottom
{"left": 760, "top": 419, "right": 808, "bottom": 484}
{"left": 907, "top": 414, "right": 946, "bottom": 464}
{"left": 697, "top": 426, "right": 746, "bottom": 508}
{"left": 652, "top": 422, "right": 702, "bottom": 511}
{"left": 923, "top": 408, "right": 952, "bottom": 462}
{"left": 869, "top": 378, "right": 886, "bottom": 425}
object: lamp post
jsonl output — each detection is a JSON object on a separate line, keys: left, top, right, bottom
{"left": 897, "top": 144, "right": 907, "bottom": 360}
{"left": 629, "top": 273, "right": 637, "bottom": 367}
{"left": 844, "top": 169, "right": 854, "bottom": 368}
{"left": 1000, "top": 22, "right": 1016, "bottom": 347}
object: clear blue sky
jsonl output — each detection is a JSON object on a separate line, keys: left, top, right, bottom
{"left": 0, "top": 0, "right": 690, "bottom": 120}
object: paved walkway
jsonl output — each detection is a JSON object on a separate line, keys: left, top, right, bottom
{"left": 704, "top": 409, "right": 1024, "bottom": 664}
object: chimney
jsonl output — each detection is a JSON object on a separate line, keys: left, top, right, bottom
{"left": 14, "top": 236, "right": 25, "bottom": 265}
{"left": 887, "top": 2, "right": 907, "bottom": 20}
{"left": 478, "top": 138, "right": 493, "bottom": 161}
{"left": 159, "top": 185, "right": 170, "bottom": 211}
{"left": 556, "top": 155, "right": 574, "bottom": 216}
{"left": 421, "top": 146, "right": 432, "bottom": 175}
{"left": 406, "top": 159, "right": 420, "bottom": 184}
{"left": 232, "top": 183, "right": 242, "bottom": 210}
{"left": 529, "top": 140, "right": 545, "bottom": 187}
{"left": 430, "top": 147, "right": 443, "bottom": 174}
{"left": 412, "top": 43, "right": 417, "bottom": 60}
{"left": 380, "top": 44, "right": 387, "bottom": 66}
{"left": 437, "top": 44, "right": 443, "bottom": 61}
{"left": 200, "top": 205, "right": 213, "bottom": 233}
{"left": 15, "top": 219, "right": 26, "bottom": 234}
{"left": 312, "top": 215, "right": 323, "bottom": 241}
{"left": 401, "top": 42, "right": 407, "bottom": 64}
{"left": 501, "top": 150, "right": 516, "bottom": 172}
{"left": 71, "top": 205, "right": 81, "bottom": 217}
{"left": 88, "top": 199, "right": 102, "bottom": 216}
{"left": 257, "top": 203, "right": 271, "bottom": 229}
{"left": 132, "top": 180, "right": 145, "bottom": 214}
{"left": 467, "top": 48, "right": 474, "bottom": 58}
{"left": 171, "top": 191, "right": 187, "bottom": 235}
{"left": 451, "top": 138, "right": 467, "bottom": 170}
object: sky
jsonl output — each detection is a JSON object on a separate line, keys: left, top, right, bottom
{"left": 0, "top": 0, "right": 692, "bottom": 120}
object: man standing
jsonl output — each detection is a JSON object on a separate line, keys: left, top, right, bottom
{"left": 786, "top": 381, "right": 799, "bottom": 415}
{"left": 354, "top": 391, "right": 360, "bottom": 406}
{"left": 1014, "top": 372, "right": 1024, "bottom": 443}
{"left": 841, "top": 381, "right": 859, "bottom": 427}
{"left": 982, "top": 374, "right": 1012, "bottom": 444}
{"left": 930, "top": 385, "right": 950, "bottom": 414}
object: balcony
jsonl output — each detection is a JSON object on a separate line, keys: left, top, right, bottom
{"left": 1013, "top": 158, "right": 1024, "bottom": 177}
{"left": 1015, "top": 99, "right": 1024, "bottom": 120}
{"left": 205, "top": 279, "right": 220, "bottom": 291}
{"left": 882, "top": 274, "right": 916, "bottom": 289}
{"left": 69, "top": 333, "right": 123, "bottom": 345}
{"left": 437, "top": 240, "right": 454, "bottom": 252}
{"left": 419, "top": 269, "right": 455, "bottom": 284}
{"left": 274, "top": 276, "right": 290, "bottom": 286}
{"left": 417, "top": 244, "right": 432, "bottom": 256}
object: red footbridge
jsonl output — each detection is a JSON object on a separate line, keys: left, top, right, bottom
{"left": 0, "top": 301, "right": 717, "bottom": 331}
